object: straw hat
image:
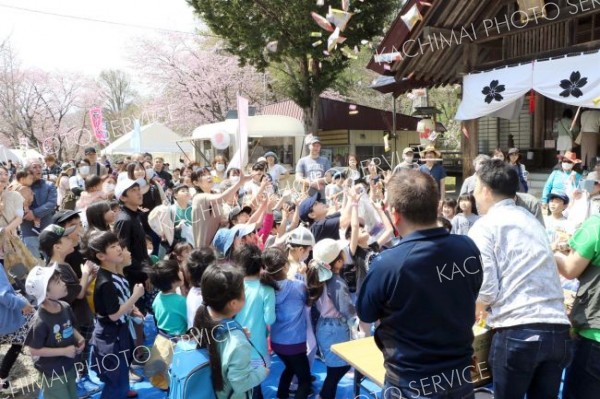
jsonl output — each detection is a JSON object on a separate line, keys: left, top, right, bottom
{"left": 420, "top": 145, "right": 441, "bottom": 159}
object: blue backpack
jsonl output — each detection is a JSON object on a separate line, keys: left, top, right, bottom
{"left": 168, "top": 319, "right": 265, "bottom": 399}
{"left": 168, "top": 339, "right": 216, "bottom": 399}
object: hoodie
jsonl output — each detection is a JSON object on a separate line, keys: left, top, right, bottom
{"left": 0, "top": 265, "right": 28, "bottom": 335}
{"left": 270, "top": 279, "right": 307, "bottom": 346}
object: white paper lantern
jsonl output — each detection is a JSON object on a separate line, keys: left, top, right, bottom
{"left": 417, "top": 118, "right": 436, "bottom": 146}
{"left": 211, "top": 131, "right": 231, "bottom": 150}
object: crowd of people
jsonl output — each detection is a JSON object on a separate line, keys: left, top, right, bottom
{"left": 0, "top": 136, "right": 598, "bottom": 399}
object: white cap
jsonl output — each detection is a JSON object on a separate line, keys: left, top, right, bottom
{"left": 312, "top": 238, "right": 348, "bottom": 265}
{"left": 26, "top": 265, "right": 58, "bottom": 306}
{"left": 115, "top": 178, "right": 139, "bottom": 201}
{"left": 286, "top": 226, "right": 315, "bottom": 246}
{"left": 234, "top": 223, "right": 257, "bottom": 238}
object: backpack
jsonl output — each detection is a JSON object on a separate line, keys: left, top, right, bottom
{"left": 168, "top": 320, "right": 265, "bottom": 399}
{"left": 168, "top": 339, "right": 216, "bottom": 399}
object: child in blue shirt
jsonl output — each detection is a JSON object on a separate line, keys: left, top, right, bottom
{"left": 193, "top": 264, "right": 269, "bottom": 399}
{"left": 263, "top": 247, "right": 311, "bottom": 399}
{"left": 233, "top": 244, "right": 276, "bottom": 398}
{"left": 145, "top": 259, "right": 187, "bottom": 390}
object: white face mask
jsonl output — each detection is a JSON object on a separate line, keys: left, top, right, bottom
{"left": 562, "top": 162, "right": 573, "bottom": 171}
{"left": 136, "top": 177, "right": 147, "bottom": 187}
{"left": 230, "top": 176, "right": 240, "bottom": 183}
{"left": 104, "top": 183, "right": 115, "bottom": 192}
{"left": 79, "top": 166, "right": 90, "bottom": 176}
{"left": 145, "top": 168, "right": 154, "bottom": 179}
{"left": 215, "top": 163, "right": 225, "bottom": 172}
{"left": 403, "top": 155, "right": 414, "bottom": 163}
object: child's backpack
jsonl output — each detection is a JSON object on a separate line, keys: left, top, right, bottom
{"left": 168, "top": 339, "right": 216, "bottom": 399}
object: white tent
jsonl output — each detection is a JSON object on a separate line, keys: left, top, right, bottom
{"left": 0, "top": 145, "right": 44, "bottom": 164}
{"left": 101, "top": 122, "right": 194, "bottom": 163}
{"left": 191, "top": 115, "right": 305, "bottom": 140}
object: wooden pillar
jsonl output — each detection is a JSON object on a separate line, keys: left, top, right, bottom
{"left": 462, "top": 119, "right": 478, "bottom": 179}
{"left": 533, "top": 93, "right": 545, "bottom": 149}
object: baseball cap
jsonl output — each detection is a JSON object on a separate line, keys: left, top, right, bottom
{"left": 299, "top": 192, "right": 322, "bottom": 223}
{"left": 286, "top": 226, "right": 315, "bottom": 246}
{"left": 84, "top": 147, "right": 97, "bottom": 155}
{"left": 508, "top": 148, "right": 519, "bottom": 155}
{"left": 234, "top": 223, "right": 256, "bottom": 239}
{"left": 548, "top": 191, "right": 569, "bottom": 205}
{"left": 115, "top": 178, "right": 139, "bottom": 201}
{"left": 229, "top": 206, "right": 252, "bottom": 222}
{"left": 26, "top": 264, "right": 59, "bottom": 306}
{"left": 402, "top": 147, "right": 414, "bottom": 155}
{"left": 312, "top": 238, "right": 348, "bottom": 265}
{"left": 39, "top": 224, "right": 76, "bottom": 257}
{"left": 264, "top": 151, "right": 277, "bottom": 160}
{"left": 273, "top": 210, "right": 283, "bottom": 224}
{"left": 61, "top": 162, "right": 75, "bottom": 170}
{"left": 212, "top": 228, "right": 238, "bottom": 257}
{"left": 307, "top": 136, "right": 321, "bottom": 145}
{"left": 52, "top": 210, "right": 81, "bottom": 225}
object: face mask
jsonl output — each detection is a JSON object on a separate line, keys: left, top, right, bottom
{"left": 145, "top": 168, "right": 155, "bottom": 179}
{"left": 403, "top": 155, "right": 414, "bottom": 163}
{"left": 562, "top": 162, "right": 573, "bottom": 171}
{"left": 230, "top": 176, "right": 240, "bottom": 183}
{"left": 216, "top": 163, "right": 225, "bottom": 172}
{"left": 136, "top": 177, "right": 147, "bottom": 187}
{"left": 79, "top": 166, "right": 90, "bottom": 176}
{"left": 104, "top": 183, "right": 115, "bottom": 192}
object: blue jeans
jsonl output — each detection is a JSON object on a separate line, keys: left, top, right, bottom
{"left": 22, "top": 236, "right": 41, "bottom": 260}
{"left": 315, "top": 317, "right": 350, "bottom": 367}
{"left": 563, "top": 336, "right": 600, "bottom": 398}
{"left": 382, "top": 379, "right": 474, "bottom": 399}
{"left": 489, "top": 323, "right": 573, "bottom": 399}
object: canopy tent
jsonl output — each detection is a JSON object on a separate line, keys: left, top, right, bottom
{"left": 101, "top": 122, "right": 194, "bottom": 163}
{"left": 0, "top": 145, "right": 44, "bottom": 164}
{"left": 455, "top": 52, "right": 600, "bottom": 120}
{"left": 190, "top": 115, "right": 305, "bottom": 141}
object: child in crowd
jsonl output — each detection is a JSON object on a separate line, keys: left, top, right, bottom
{"left": 10, "top": 169, "right": 41, "bottom": 232}
{"left": 451, "top": 194, "right": 479, "bottom": 235}
{"left": 86, "top": 231, "right": 145, "bottom": 399}
{"left": 233, "top": 244, "right": 277, "bottom": 399}
{"left": 325, "top": 173, "right": 344, "bottom": 208}
{"left": 76, "top": 176, "right": 107, "bottom": 216}
{"left": 86, "top": 201, "right": 116, "bottom": 232}
{"left": 263, "top": 247, "right": 311, "bottom": 399}
{"left": 169, "top": 242, "right": 193, "bottom": 295}
{"left": 546, "top": 192, "right": 572, "bottom": 251}
{"left": 307, "top": 239, "right": 356, "bottom": 399}
{"left": 285, "top": 226, "right": 315, "bottom": 280}
{"left": 192, "top": 264, "right": 269, "bottom": 399}
{"left": 38, "top": 224, "right": 100, "bottom": 396}
{"left": 186, "top": 247, "right": 217, "bottom": 328}
{"left": 441, "top": 198, "right": 457, "bottom": 220}
{"left": 25, "top": 265, "right": 85, "bottom": 399}
{"left": 144, "top": 260, "right": 187, "bottom": 390}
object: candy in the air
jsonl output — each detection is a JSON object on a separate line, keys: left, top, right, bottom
{"left": 265, "top": 41, "right": 278, "bottom": 52}
{"left": 311, "top": 11, "right": 335, "bottom": 32}
{"left": 401, "top": 4, "right": 423, "bottom": 31}
{"left": 326, "top": 7, "right": 353, "bottom": 31}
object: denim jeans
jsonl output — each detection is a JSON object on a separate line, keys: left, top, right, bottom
{"left": 489, "top": 323, "right": 573, "bottom": 399}
{"left": 382, "top": 380, "right": 474, "bottom": 399}
{"left": 563, "top": 336, "right": 600, "bottom": 398}
{"left": 315, "top": 317, "right": 350, "bottom": 367}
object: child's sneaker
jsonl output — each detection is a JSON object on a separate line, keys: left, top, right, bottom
{"left": 0, "top": 378, "right": 12, "bottom": 395}
{"left": 76, "top": 376, "right": 102, "bottom": 398}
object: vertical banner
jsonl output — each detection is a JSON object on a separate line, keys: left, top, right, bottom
{"left": 89, "top": 107, "right": 107, "bottom": 144}
{"left": 237, "top": 95, "right": 249, "bottom": 169}
{"left": 131, "top": 119, "right": 142, "bottom": 153}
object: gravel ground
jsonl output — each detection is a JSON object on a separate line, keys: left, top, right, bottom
{"left": 0, "top": 345, "right": 39, "bottom": 399}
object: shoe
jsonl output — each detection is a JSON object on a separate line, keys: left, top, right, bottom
{"left": 76, "top": 376, "right": 102, "bottom": 398}
{"left": 127, "top": 390, "right": 139, "bottom": 398}
{"left": 1, "top": 379, "right": 11, "bottom": 395}
{"left": 129, "top": 370, "right": 143, "bottom": 383}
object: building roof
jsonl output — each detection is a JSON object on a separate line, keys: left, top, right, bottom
{"left": 262, "top": 97, "right": 420, "bottom": 131}
{"left": 369, "top": 0, "right": 600, "bottom": 94}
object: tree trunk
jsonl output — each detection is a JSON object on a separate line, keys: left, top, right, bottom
{"left": 302, "top": 93, "right": 320, "bottom": 135}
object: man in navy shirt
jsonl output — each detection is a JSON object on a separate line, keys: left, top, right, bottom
{"left": 357, "top": 169, "right": 483, "bottom": 399}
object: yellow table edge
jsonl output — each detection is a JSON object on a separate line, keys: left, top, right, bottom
{"left": 331, "top": 337, "right": 385, "bottom": 388}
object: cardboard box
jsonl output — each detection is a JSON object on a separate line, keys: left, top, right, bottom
{"left": 471, "top": 326, "right": 492, "bottom": 388}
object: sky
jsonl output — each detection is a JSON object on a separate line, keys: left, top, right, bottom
{"left": 0, "top": 0, "right": 201, "bottom": 75}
